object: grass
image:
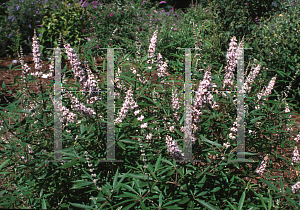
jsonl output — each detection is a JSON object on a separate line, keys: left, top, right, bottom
{"left": 0, "top": 0, "right": 300, "bottom": 209}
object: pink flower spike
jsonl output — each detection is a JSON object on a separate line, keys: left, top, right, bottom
{"left": 110, "top": 13, "right": 114, "bottom": 17}
{"left": 153, "top": 10, "right": 157, "bottom": 13}
{"left": 159, "top": 1, "right": 166, "bottom": 4}
{"left": 83, "top": 29, "right": 87, "bottom": 33}
{"left": 141, "top": 1, "right": 146, "bottom": 4}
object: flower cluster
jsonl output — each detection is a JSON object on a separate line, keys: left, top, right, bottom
{"left": 171, "top": 86, "right": 181, "bottom": 112}
{"left": 291, "top": 181, "right": 300, "bottom": 194}
{"left": 192, "top": 68, "right": 218, "bottom": 124}
{"left": 85, "top": 151, "right": 101, "bottom": 191}
{"left": 30, "top": 29, "right": 43, "bottom": 76}
{"left": 292, "top": 146, "right": 300, "bottom": 163}
{"left": 156, "top": 53, "right": 169, "bottom": 79}
{"left": 147, "top": 26, "right": 158, "bottom": 69}
{"left": 257, "top": 75, "right": 277, "bottom": 102}
{"left": 114, "top": 89, "right": 138, "bottom": 124}
{"left": 222, "top": 36, "right": 237, "bottom": 90}
{"left": 243, "top": 63, "right": 261, "bottom": 94}
{"left": 228, "top": 121, "right": 238, "bottom": 140}
{"left": 255, "top": 155, "right": 268, "bottom": 176}
{"left": 165, "top": 135, "right": 184, "bottom": 160}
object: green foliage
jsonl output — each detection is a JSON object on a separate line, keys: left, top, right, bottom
{"left": 1, "top": 0, "right": 300, "bottom": 209}
{"left": 36, "top": 0, "right": 92, "bottom": 60}
{"left": 2, "top": 0, "right": 45, "bottom": 57}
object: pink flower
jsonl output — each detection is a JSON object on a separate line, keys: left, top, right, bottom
{"left": 159, "top": 1, "right": 166, "bottom": 4}
{"left": 83, "top": 29, "right": 86, "bottom": 33}
{"left": 110, "top": 13, "right": 114, "bottom": 17}
{"left": 153, "top": 10, "right": 158, "bottom": 13}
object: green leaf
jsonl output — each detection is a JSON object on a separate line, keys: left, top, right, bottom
{"left": 155, "top": 154, "right": 162, "bottom": 172}
{"left": 58, "top": 160, "right": 79, "bottom": 169}
{"left": 237, "top": 190, "right": 246, "bottom": 210}
{"left": 260, "top": 179, "right": 280, "bottom": 193}
{"left": 0, "top": 159, "right": 10, "bottom": 171}
{"left": 178, "top": 197, "right": 190, "bottom": 204}
{"left": 80, "top": 124, "right": 85, "bottom": 134}
{"left": 42, "top": 198, "right": 47, "bottom": 209}
{"left": 40, "top": 188, "right": 43, "bottom": 198}
{"left": 159, "top": 192, "right": 163, "bottom": 207}
{"left": 162, "top": 206, "right": 183, "bottom": 209}
{"left": 2, "top": 81, "right": 5, "bottom": 91}
{"left": 69, "top": 202, "right": 93, "bottom": 209}
{"left": 71, "top": 181, "right": 94, "bottom": 189}
{"left": 117, "top": 141, "right": 126, "bottom": 150}
{"left": 122, "top": 202, "right": 137, "bottom": 210}
{"left": 187, "top": 200, "right": 194, "bottom": 210}
{"left": 140, "top": 200, "right": 147, "bottom": 210}
{"left": 113, "top": 168, "right": 119, "bottom": 190}
{"left": 200, "top": 135, "right": 223, "bottom": 148}
{"left": 196, "top": 199, "right": 219, "bottom": 210}
{"left": 163, "top": 199, "right": 182, "bottom": 206}
{"left": 126, "top": 173, "right": 149, "bottom": 180}
{"left": 120, "top": 183, "right": 139, "bottom": 195}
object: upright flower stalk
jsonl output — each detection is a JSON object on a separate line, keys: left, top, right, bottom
{"left": 192, "top": 66, "right": 218, "bottom": 124}
{"left": 255, "top": 154, "right": 269, "bottom": 176}
{"left": 243, "top": 63, "right": 261, "bottom": 94}
{"left": 165, "top": 135, "right": 184, "bottom": 160}
{"left": 256, "top": 74, "right": 277, "bottom": 110}
{"left": 147, "top": 25, "right": 158, "bottom": 70}
{"left": 222, "top": 36, "right": 238, "bottom": 90}
{"left": 156, "top": 53, "right": 169, "bottom": 78}
{"left": 31, "top": 29, "right": 43, "bottom": 77}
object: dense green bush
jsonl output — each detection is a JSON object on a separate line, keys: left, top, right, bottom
{"left": 1, "top": 0, "right": 300, "bottom": 209}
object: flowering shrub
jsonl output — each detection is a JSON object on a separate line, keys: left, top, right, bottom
{"left": 1, "top": 0, "right": 300, "bottom": 209}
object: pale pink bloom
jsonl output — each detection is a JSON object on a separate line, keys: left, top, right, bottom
{"left": 61, "top": 105, "right": 76, "bottom": 123}
{"left": 169, "top": 126, "right": 175, "bottom": 132}
{"left": 31, "top": 29, "right": 43, "bottom": 76}
{"left": 292, "top": 146, "right": 300, "bottom": 163}
{"left": 134, "top": 110, "right": 140, "bottom": 116}
{"left": 244, "top": 64, "right": 261, "bottom": 93}
{"left": 156, "top": 53, "right": 169, "bottom": 78}
{"left": 165, "top": 135, "right": 184, "bottom": 160}
{"left": 285, "top": 102, "right": 293, "bottom": 132}
{"left": 146, "top": 133, "right": 153, "bottom": 140}
{"left": 68, "top": 94, "right": 96, "bottom": 117}
{"left": 223, "top": 36, "right": 237, "bottom": 89}
{"left": 228, "top": 133, "right": 236, "bottom": 140}
{"left": 137, "top": 115, "right": 144, "bottom": 121}
{"left": 63, "top": 41, "right": 99, "bottom": 95}
{"left": 223, "top": 142, "right": 230, "bottom": 149}
{"left": 291, "top": 182, "right": 300, "bottom": 193}
{"left": 171, "top": 87, "right": 180, "bottom": 111}
{"left": 262, "top": 74, "right": 277, "bottom": 99}
{"left": 258, "top": 75, "right": 277, "bottom": 101}
{"left": 255, "top": 156, "right": 268, "bottom": 176}
{"left": 115, "top": 89, "right": 138, "bottom": 124}
{"left": 147, "top": 26, "right": 158, "bottom": 69}
{"left": 192, "top": 69, "right": 218, "bottom": 123}
{"left": 141, "top": 123, "right": 148, "bottom": 128}
{"left": 294, "top": 133, "right": 300, "bottom": 142}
